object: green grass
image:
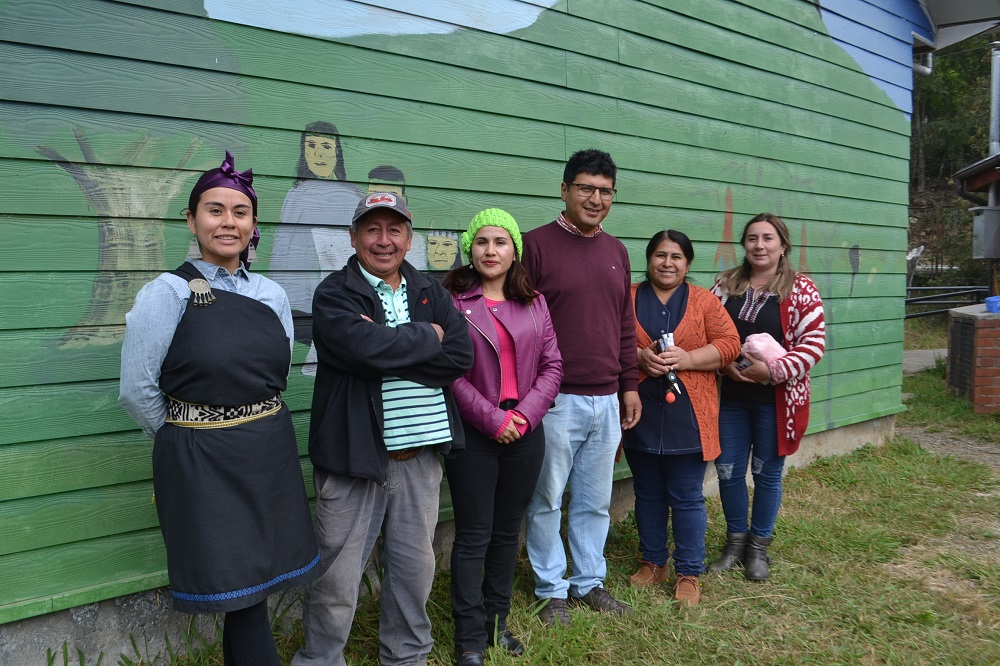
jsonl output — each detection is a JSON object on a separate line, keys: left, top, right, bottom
{"left": 78, "top": 363, "right": 1000, "bottom": 665}
{"left": 904, "top": 315, "right": 949, "bottom": 350}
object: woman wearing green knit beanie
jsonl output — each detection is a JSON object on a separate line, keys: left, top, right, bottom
{"left": 460, "top": 208, "right": 523, "bottom": 262}
{"left": 442, "top": 209, "right": 562, "bottom": 666}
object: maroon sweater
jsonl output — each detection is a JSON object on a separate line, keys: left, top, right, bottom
{"left": 521, "top": 221, "right": 638, "bottom": 396}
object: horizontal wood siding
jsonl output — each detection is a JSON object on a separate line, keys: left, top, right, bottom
{"left": 0, "top": 0, "right": 921, "bottom": 622}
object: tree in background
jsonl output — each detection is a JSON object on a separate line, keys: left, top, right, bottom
{"left": 910, "top": 34, "right": 993, "bottom": 285}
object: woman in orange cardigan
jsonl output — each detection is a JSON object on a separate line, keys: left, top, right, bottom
{"left": 624, "top": 229, "right": 741, "bottom": 605}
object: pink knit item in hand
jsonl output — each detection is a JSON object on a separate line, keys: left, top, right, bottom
{"left": 742, "top": 333, "right": 786, "bottom": 362}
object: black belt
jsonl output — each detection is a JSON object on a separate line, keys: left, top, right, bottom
{"left": 499, "top": 399, "right": 519, "bottom": 410}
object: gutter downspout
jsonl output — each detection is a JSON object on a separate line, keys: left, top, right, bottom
{"left": 913, "top": 52, "right": 933, "bottom": 76}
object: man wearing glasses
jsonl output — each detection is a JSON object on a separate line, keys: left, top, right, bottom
{"left": 521, "top": 149, "right": 641, "bottom": 625}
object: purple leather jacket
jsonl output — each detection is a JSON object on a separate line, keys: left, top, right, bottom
{"left": 451, "top": 285, "right": 563, "bottom": 438}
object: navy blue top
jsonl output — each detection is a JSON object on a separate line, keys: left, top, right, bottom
{"left": 624, "top": 282, "right": 701, "bottom": 456}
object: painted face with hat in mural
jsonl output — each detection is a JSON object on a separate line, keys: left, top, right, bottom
{"left": 427, "top": 228, "right": 461, "bottom": 270}
{"left": 349, "top": 192, "right": 413, "bottom": 288}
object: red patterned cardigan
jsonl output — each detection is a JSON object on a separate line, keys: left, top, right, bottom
{"left": 712, "top": 274, "right": 826, "bottom": 456}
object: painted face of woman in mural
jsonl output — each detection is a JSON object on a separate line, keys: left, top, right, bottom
{"left": 303, "top": 135, "right": 337, "bottom": 178}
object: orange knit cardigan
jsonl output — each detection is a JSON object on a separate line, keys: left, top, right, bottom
{"left": 631, "top": 282, "right": 742, "bottom": 461}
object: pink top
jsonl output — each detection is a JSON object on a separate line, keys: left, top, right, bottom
{"left": 486, "top": 297, "right": 529, "bottom": 438}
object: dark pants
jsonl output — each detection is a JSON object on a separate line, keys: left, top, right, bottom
{"left": 445, "top": 423, "right": 545, "bottom": 653}
{"left": 624, "top": 448, "right": 708, "bottom": 576}
{"left": 223, "top": 600, "right": 280, "bottom": 666}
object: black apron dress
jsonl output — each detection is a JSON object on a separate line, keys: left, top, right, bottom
{"left": 152, "top": 262, "right": 320, "bottom": 613}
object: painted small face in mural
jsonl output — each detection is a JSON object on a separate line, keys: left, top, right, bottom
{"left": 743, "top": 221, "right": 786, "bottom": 275}
{"left": 471, "top": 226, "right": 515, "bottom": 284}
{"left": 427, "top": 233, "right": 460, "bottom": 270}
{"left": 350, "top": 210, "right": 413, "bottom": 284}
{"left": 647, "top": 238, "right": 690, "bottom": 293}
{"left": 561, "top": 172, "right": 614, "bottom": 235}
{"left": 368, "top": 182, "right": 405, "bottom": 199}
{"left": 303, "top": 134, "right": 337, "bottom": 178}
{"left": 186, "top": 187, "right": 256, "bottom": 272}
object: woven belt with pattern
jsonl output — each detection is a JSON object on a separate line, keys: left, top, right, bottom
{"left": 165, "top": 394, "right": 282, "bottom": 429}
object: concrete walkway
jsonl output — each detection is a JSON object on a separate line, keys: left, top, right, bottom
{"left": 903, "top": 348, "right": 947, "bottom": 375}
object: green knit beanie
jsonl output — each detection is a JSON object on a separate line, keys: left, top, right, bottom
{"left": 461, "top": 208, "right": 523, "bottom": 260}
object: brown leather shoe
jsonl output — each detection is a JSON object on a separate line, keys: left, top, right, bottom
{"left": 629, "top": 560, "right": 668, "bottom": 587}
{"left": 537, "top": 597, "right": 571, "bottom": 626}
{"left": 673, "top": 574, "right": 701, "bottom": 606}
{"left": 571, "top": 587, "right": 634, "bottom": 615}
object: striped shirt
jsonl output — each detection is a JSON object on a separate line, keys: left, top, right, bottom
{"left": 357, "top": 265, "right": 452, "bottom": 451}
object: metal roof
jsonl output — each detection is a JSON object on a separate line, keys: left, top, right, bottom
{"left": 921, "top": 0, "right": 1000, "bottom": 51}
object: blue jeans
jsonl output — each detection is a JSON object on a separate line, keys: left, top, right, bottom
{"left": 623, "top": 449, "right": 707, "bottom": 576}
{"left": 715, "top": 399, "right": 785, "bottom": 538}
{"left": 526, "top": 393, "right": 621, "bottom": 599}
{"left": 293, "top": 448, "right": 441, "bottom": 666}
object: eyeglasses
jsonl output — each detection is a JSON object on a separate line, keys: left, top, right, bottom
{"left": 569, "top": 182, "right": 616, "bottom": 201}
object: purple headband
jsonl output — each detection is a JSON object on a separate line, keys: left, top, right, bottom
{"left": 187, "top": 150, "right": 258, "bottom": 217}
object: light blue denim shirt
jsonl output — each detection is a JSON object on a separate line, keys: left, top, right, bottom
{"left": 119, "top": 259, "right": 294, "bottom": 438}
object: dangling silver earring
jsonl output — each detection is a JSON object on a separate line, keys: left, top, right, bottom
{"left": 246, "top": 243, "right": 258, "bottom": 263}
{"left": 187, "top": 236, "right": 202, "bottom": 260}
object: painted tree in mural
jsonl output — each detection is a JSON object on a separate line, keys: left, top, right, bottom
{"left": 37, "top": 130, "right": 200, "bottom": 347}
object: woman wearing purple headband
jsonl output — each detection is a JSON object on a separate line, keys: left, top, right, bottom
{"left": 120, "top": 152, "right": 321, "bottom": 665}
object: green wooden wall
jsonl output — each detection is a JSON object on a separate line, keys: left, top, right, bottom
{"left": 0, "top": 0, "right": 913, "bottom": 623}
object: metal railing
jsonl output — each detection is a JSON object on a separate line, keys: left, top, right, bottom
{"left": 904, "top": 286, "right": 989, "bottom": 318}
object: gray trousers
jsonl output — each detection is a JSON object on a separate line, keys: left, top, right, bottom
{"left": 292, "top": 448, "right": 442, "bottom": 666}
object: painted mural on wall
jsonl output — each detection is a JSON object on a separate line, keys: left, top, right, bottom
{"left": 271, "top": 121, "right": 362, "bottom": 334}
{"left": 8, "top": 0, "right": 563, "bottom": 361}
{"left": 36, "top": 132, "right": 200, "bottom": 348}
{"left": 203, "top": 0, "right": 560, "bottom": 38}
{"left": 0, "top": 0, "right": 926, "bottom": 626}
{"left": 426, "top": 223, "right": 463, "bottom": 271}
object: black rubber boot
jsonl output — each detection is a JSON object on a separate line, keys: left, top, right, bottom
{"left": 708, "top": 532, "right": 748, "bottom": 573}
{"left": 744, "top": 534, "right": 773, "bottom": 581}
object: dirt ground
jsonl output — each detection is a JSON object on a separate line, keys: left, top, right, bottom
{"left": 899, "top": 349, "right": 1000, "bottom": 475}
{"left": 885, "top": 423, "right": 1000, "bottom": 629}
{"left": 895, "top": 424, "right": 1000, "bottom": 477}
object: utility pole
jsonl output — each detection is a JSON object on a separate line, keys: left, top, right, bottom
{"left": 989, "top": 42, "right": 1000, "bottom": 295}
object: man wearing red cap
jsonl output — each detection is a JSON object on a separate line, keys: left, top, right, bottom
{"left": 294, "top": 192, "right": 472, "bottom": 666}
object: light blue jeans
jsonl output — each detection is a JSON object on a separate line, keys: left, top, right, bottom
{"left": 292, "top": 448, "right": 441, "bottom": 666}
{"left": 526, "top": 393, "right": 621, "bottom": 599}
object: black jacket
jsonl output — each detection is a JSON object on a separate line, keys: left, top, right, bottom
{"left": 308, "top": 256, "right": 473, "bottom": 483}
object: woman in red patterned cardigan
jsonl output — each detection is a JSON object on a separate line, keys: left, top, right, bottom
{"left": 709, "top": 213, "right": 826, "bottom": 581}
